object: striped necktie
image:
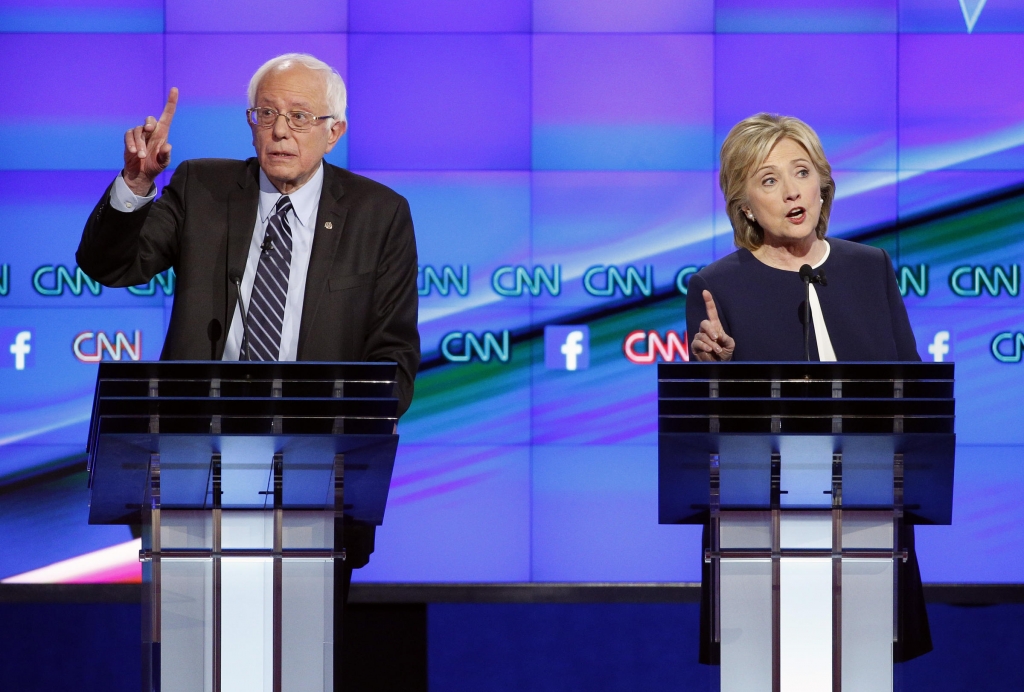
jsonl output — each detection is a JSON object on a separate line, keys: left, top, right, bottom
{"left": 246, "top": 195, "right": 293, "bottom": 361}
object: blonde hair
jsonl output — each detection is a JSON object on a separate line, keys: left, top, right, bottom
{"left": 719, "top": 113, "right": 835, "bottom": 251}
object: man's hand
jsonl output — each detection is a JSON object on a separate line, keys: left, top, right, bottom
{"left": 691, "top": 290, "right": 735, "bottom": 362}
{"left": 122, "top": 87, "right": 178, "bottom": 197}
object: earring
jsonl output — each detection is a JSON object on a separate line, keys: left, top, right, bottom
{"left": 745, "top": 212, "right": 755, "bottom": 222}
{"left": 820, "top": 197, "right": 824, "bottom": 204}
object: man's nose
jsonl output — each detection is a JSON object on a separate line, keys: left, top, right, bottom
{"left": 272, "top": 114, "right": 291, "bottom": 139}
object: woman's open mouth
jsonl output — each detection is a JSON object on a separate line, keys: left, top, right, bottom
{"left": 786, "top": 207, "right": 807, "bottom": 223}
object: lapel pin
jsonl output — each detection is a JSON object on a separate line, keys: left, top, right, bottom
{"left": 324, "top": 221, "right": 333, "bottom": 229}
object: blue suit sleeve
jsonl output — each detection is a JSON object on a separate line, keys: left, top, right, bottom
{"left": 882, "top": 249, "right": 921, "bottom": 362}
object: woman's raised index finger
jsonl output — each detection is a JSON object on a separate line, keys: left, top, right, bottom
{"left": 158, "top": 87, "right": 179, "bottom": 126}
{"left": 702, "top": 290, "right": 720, "bottom": 323}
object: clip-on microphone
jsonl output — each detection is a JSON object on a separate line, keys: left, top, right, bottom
{"left": 228, "top": 268, "right": 251, "bottom": 361}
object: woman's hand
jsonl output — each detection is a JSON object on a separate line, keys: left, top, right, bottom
{"left": 691, "top": 290, "right": 735, "bottom": 361}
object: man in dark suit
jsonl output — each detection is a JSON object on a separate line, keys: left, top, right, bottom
{"left": 76, "top": 53, "right": 420, "bottom": 584}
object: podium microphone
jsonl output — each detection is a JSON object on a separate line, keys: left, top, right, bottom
{"left": 800, "top": 264, "right": 814, "bottom": 361}
{"left": 206, "top": 319, "right": 222, "bottom": 360}
{"left": 228, "top": 268, "right": 251, "bottom": 361}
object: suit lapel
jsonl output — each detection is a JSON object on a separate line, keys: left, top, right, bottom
{"left": 224, "top": 160, "right": 260, "bottom": 341}
{"left": 297, "top": 163, "right": 348, "bottom": 357}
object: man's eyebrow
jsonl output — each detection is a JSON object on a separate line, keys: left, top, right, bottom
{"left": 256, "top": 98, "right": 317, "bottom": 110}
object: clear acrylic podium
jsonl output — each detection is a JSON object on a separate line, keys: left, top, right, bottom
{"left": 86, "top": 361, "right": 400, "bottom": 692}
{"left": 658, "top": 362, "right": 955, "bottom": 692}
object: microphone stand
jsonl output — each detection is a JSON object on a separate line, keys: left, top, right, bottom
{"left": 229, "top": 270, "right": 251, "bottom": 361}
{"left": 804, "top": 282, "right": 811, "bottom": 361}
{"left": 799, "top": 265, "right": 828, "bottom": 362}
{"left": 800, "top": 264, "right": 813, "bottom": 361}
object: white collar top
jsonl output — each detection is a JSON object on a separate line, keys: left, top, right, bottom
{"left": 808, "top": 239, "right": 836, "bottom": 361}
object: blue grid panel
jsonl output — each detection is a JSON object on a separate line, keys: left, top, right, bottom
{"left": 0, "top": 471, "right": 134, "bottom": 579}
{"left": 897, "top": 170, "right": 1024, "bottom": 220}
{"left": 350, "top": 0, "right": 529, "bottom": 32}
{"left": 414, "top": 304, "right": 533, "bottom": 368}
{"left": 899, "top": 35, "right": 1024, "bottom": 172}
{"left": 0, "top": 0, "right": 162, "bottom": 32}
{"left": 712, "top": 171, "right": 737, "bottom": 261}
{"left": 355, "top": 445, "right": 531, "bottom": 582}
{"left": 0, "top": 171, "right": 172, "bottom": 308}
{"left": 165, "top": 33, "right": 348, "bottom": 168}
{"left": 530, "top": 171, "right": 715, "bottom": 308}
{"left": 529, "top": 306, "right": 673, "bottom": 448}
{"left": 357, "top": 170, "right": 532, "bottom": 346}
{"left": 908, "top": 307, "right": 1024, "bottom": 446}
{"left": 165, "top": 0, "right": 346, "bottom": 32}
{"left": 715, "top": 33, "right": 898, "bottom": 171}
{"left": 531, "top": 445, "right": 701, "bottom": 582}
{"left": 898, "top": 222, "right": 1024, "bottom": 310}
{"left": 0, "top": 306, "right": 168, "bottom": 480}
{"left": 399, "top": 309, "right": 533, "bottom": 449}
{"left": 916, "top": 445, "right": 1024, "bottom": 582}
{"left": 0, "top": 33, "right": 164, "bottom": 170}
{"left": 716, "top": 0, "right": 897, "bottom": 32}
{"left": 533, "top": 0, "right": 713, "bottom": 32}
{"left": 533, "top": 35, "right": 714, "bottom": 171}
{"left": 828, "top": 170, "right": 898, "bottom": 237}
{"left": 900, "top": 0, "right": 1024, "bottom": 33}
{"left": 347, "top": 34, "right": 531, "bottom": 170}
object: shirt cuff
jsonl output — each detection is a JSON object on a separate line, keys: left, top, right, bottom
{"left": 110, "top": 174, "right": 156, "bottom": 213}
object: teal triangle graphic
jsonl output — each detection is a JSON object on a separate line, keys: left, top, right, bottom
{"left": 959, "top": 0, "right": 988, "bottom": 33}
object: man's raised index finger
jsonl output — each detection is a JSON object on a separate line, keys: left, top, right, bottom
{"left": 158, "top": 87, "right": 179, "bottom": 125}
{"left": 702, "top": 290, "right": 720, "bottom": 323}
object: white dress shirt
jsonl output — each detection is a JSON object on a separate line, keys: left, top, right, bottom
{"left": 808, "top": 240, "right": 836, "bottom": 361}
{"left": 109, "top": 163, "right": 324, "bottom": 361}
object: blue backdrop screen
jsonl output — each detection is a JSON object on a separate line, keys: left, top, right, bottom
{"left": 1, "top": 0, "right": 1022, "bottom": 585}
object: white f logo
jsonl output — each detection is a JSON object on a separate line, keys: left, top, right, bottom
{"left": 928, "top": 331, "right": 950, "bottom": 362}
{"left": 561, "top": 330, "right": 585, "bottom": 371}
{"left": 9, "top": 331, "right": 31, "bottom": 370}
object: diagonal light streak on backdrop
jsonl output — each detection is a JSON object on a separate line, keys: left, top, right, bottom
{"left": 959, "top": 0, "right": 989, "bottom": 33}
{"left": 419, "top": 122, "right": 1024, "bottom": 326}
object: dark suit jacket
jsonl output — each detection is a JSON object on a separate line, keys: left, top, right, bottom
{"left": 686, "top": 238, "right": 919, "bottom": 362}
{"left": 77, "top": 158, "right": 420, "bottom": 416}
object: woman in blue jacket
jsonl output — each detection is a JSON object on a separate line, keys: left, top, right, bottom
{"left": 686, "top": 113, "right": 931, "bottom": 664}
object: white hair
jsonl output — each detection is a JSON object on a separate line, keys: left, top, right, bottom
{"left": 247, "top": 53, "right": 347, "bottom": 125}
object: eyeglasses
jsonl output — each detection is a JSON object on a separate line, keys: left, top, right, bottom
{"left": 246, "top": 107, "right": 335, "bottom": 133}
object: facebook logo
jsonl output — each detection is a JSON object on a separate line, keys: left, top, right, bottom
{"left": 545, "top": 325, "right": 590, "bottom": 371}
{"left": 2, "top": 328, "right": 34, "bottom": 370}
{"left": 928, "top": 330, "right": 951, "bottom": 363}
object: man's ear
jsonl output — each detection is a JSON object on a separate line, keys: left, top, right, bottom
{"left": 324, "top": 120, "right": 347, "bottom": 153}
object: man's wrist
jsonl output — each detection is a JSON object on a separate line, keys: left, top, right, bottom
{"left": 122, "top": 171, "right": 156, "bottom": 198}
{"left": 111, "top": 172, "right": 157, "bottom": 213}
